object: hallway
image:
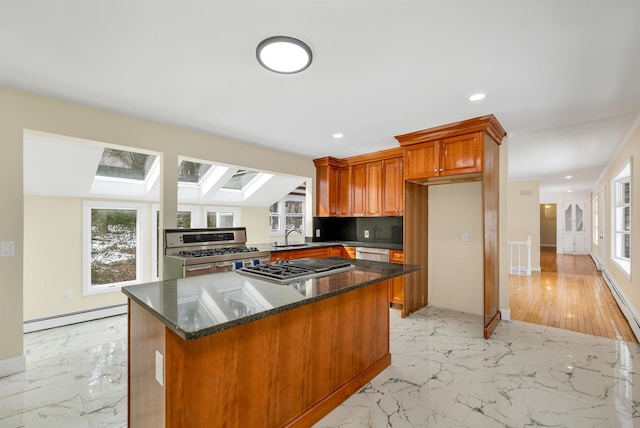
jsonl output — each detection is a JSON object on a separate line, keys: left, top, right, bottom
{"left": 509, "top": 247, "right": 637, "bottom": 343}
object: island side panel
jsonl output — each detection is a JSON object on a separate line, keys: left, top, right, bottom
{"left": 164, "top": 280, "right": 390, "bottom": 428}
{"left": 128, "top": 301, "right": 166, "bottom": 428}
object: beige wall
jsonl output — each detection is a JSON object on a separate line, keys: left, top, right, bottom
{"left": 0, "top": 85, "right": 315, "bottom": 364}
{"left": 428, "top": 182, "right": 484, "bottom": 316}
{"left": 592, "top": 125, "right": 640, "bottom": 314}
{"left": 507, "top": 181, "right": 541, "bottom": 270}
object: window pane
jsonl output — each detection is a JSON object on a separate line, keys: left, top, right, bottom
{"left": 207, "top": 212, "right": 217, "bottom": 228}
{"left": 285, "top": 201, "right": 303, "bottom": 214}
{"left": 623, "top": 234, "right": 630, "bottom": 259}
{"left": 96, "top": 148, "right": 156, "bottom": 180}
{"left": 177, "top": 211, "right": 191, "bottom": 229}
{"left": 178, "top": 161, "right": 212, "bottom": 183}
{"left": 575, "top": 204, "right": 583, "bottom": 232}
{"left": 223, "top": 169, "right": 259, "bottom": 190}
{"left": 564, "top": 204, "right": 572, "bottom": 232}
{"left": 269, "top": 202, "right": 279, "bottom": 214}
{"left": 270, "top": 215, "right": 279, "bottom": 231}
{"left": 91, "top": 208, "right": 137, "bottom": 285}
{"left": 286, "top": 216, "right": 303, "bottom": 229}
{"left": 218, "top": 213, "right": 234, "bottom": 228}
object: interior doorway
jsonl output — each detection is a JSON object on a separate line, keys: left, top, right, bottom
{"left": 540, "top": 203, "right": 557, "bottom": 250}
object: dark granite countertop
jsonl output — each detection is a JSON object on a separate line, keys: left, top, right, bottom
{"left": 122, "top": 258, "right": 419, "bottom": 341}
{"left": 256, "top": 241, "right": 403, "bottom": 252}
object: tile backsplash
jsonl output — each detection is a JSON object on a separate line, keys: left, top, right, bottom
{"left": 312, "top": 217, "right": 402, "bottom": 245}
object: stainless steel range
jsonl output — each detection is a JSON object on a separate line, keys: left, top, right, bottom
{"left": 237, "top": 258, "right": 354, "bottom": 284}
{"left": 164, "top": 228, "right": 271, "bottom": 279}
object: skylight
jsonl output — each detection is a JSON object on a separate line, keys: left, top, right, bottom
{"left": 222, "top": 169, "right": 259, "bottom": 190}
{"left": 178, "top": 160, "right": 213, "bottom": 184}
{"left": 96, "top": 148, "right": 157, "bottom": 180}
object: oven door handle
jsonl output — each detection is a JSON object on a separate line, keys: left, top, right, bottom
{"left": 216, "top": 262, "right": 234, "bottom": 267}
{"left": 185, "top": 264, "right": 215, "bottom": 272}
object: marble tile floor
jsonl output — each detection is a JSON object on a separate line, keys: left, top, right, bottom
{"left": 2, "top": 307, "right": 640, "bottom": 427}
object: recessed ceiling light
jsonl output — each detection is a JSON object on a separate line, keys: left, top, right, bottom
{"left": 567, "top": 190, "right": 573, "bottom": 193}
{"left": 565, "top": 175, "right": 573, "bottom": 179}
{"left": 468, "top": 93, "right": 486, "bottom": 101}
{"left": 332, "top": 133, "right": 344, "bottom": 139}
{"left": 256, "top": 36, "right": 312, "bottom": 74}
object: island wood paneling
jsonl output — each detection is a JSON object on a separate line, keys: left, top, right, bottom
{"left": 132, "top": 279, "right": 391, "bottom": 428}
{"left": 128, "top": 301, "right": 166, "bottom": 428}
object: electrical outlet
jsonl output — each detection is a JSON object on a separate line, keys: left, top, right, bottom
{"left": 315, "top": 229, "right": 321, "bottom": 237}
{"left": 64, "top": 290, "right": 73, "bottom": 300}
{"left": 1, "top": 241, "right": 15, "bottom": 257}
{"left": 462, "top": 232, "right": 469, "bottom": 242}
{"left": 364, "top": 230, "right": 370, "bottom": 239}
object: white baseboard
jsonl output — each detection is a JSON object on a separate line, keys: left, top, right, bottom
{"left": 590, "top": 251, "right": 603, "bottom": 270}
{"left": 500, "top": 308, "right": 511, "bottom": 320}
{"left": 0, "top": 355, "right": 26, "bottom": 378}
{"left": 23, "top": 304, "right": 128, "bottom": 333}
{"left": 602, "top": 270, "right": 640, "bottom": 341}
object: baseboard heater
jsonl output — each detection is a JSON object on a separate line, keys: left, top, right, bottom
{"left": 602, "top": 269, "right": 640, "bottom": 341}
{"left": 23, "top": 304, "right": 128, "bottom": 333}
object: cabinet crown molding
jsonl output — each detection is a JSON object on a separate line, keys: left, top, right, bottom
{"left": 394, "top": 114, "right": 507, "bottom": 146}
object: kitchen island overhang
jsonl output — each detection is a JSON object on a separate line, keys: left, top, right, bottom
{"left": 123, "top": 258, "right": 420, "bottom": 427}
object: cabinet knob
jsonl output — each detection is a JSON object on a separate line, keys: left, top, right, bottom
{"left": 433, "top": 169, "right": 439, "bottom": 172}
{"left": 439, "top": 168, "right": 444, "bottom": 172}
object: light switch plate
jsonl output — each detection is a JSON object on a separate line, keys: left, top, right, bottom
{"left": 1, "top": 241, "right": 15, "bottom": 257}
{"left": 155, "top": 350, "right": 164, "bottom": 386}
{"left": 364, "top": 230, "right": 370, "bottom": 238}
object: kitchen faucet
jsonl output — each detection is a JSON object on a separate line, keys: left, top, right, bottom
{"left": 284, "top": 225, "right": 302, "bottom": 246}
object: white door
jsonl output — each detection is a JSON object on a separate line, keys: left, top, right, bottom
{"left": 561, "top": 201, "right": 588, "bottom": 254}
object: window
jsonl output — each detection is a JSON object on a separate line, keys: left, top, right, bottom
{"left": 96, "top": 148, "right": 157, "bottom": 180}
{"left": 592, "top": 194, "right": 599, "bottom": 245}
{"left": 223, "top": 169, "right": 259, "bottom": 190}
{"left": 269, "top": 195, "right": 305, "bottom": 234}
{"left": 178, "top": 160, "right": 212, "bottom": 184}
{"left": 204, "top": 206, "right": 240, "bottom": 228}
{"left": 612, "top": 160, "right": 631, "bottom": 276}
{"left": 269, "top": 202, "right": 280, "bottom": 232}
{"left": 83, "top": 201, "right": 146, "bottom": 295}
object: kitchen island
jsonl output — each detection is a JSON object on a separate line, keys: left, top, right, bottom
{"left": 123, "top": 258, "right": 419, "bottom": 427}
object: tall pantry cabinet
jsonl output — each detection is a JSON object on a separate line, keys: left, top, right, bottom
{"left": 395, "top": 115, "right": 506, "bottom": 339}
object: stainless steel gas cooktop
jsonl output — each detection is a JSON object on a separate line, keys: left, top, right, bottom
{"left": 236, "top": 258, "right": 354, "bottom": 284}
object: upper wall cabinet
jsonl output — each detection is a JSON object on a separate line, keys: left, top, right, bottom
{"left": 313, "top": 148, "right": 403, "bottom": 218}
{"left": 396, "top": 116, "right": 504, "bottom": 184}
{"left": 313, "top": 157, "right": 339, "bottom": 217}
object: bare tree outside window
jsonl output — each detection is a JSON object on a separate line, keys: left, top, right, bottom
{"left": 91, "top": 208, "right": 137, "bottom": 285}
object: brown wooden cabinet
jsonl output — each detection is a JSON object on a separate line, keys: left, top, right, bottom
{"left": 337, "top": 166, "right": 353, "bottom": 216}
{"left": 404, "top": 132, "right": 482, "bottom": 181}
{"left": 388, "top": 250, "right": 405, "bottom": 313}
{"left": 396, "top": 114, "right": 506, "bottom": 338}
{"left": 382, "top": 157, "right": 404, "bottom": 216}
{"left": 271, "top": 246, "right": 344, "bottom": 262}
{"left": 313, "top": 157, "right": 340, "bottom": 217}
{"left": 352, "top": 161, "right": 382, "bottom": 217}
{"left": 342, "top": 246, "right": 356, "bottom": 258}
{"left": 314, "top": 148, "right": 403, "bottom": 218}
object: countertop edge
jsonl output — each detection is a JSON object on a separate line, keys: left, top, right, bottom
{"left": 123, "top": 261, "right": 420, "bottom": 341}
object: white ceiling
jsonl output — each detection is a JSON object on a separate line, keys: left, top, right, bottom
{"left": 3, "top": 0, "right": 640, "bottom": 194}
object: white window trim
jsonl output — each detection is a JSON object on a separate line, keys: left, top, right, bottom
{"left": 610, "top": 159, "right": 632, "bottom": 278}
{"left": 83, "top": 200, "right": 147, "bottom": 295}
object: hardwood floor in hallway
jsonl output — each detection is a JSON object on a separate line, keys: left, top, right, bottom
{"left": 510, "top": 247, "right": 638, "bottom": 343}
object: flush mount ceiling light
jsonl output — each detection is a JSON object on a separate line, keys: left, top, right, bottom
{"left": 332, "top": 133, "right": 344, "bottom": 139}
{"left": 257, "top": 36, "right": 312, "bottom": 74}
{"left": 468, "top": 93, "right": 486, "bottom": 101}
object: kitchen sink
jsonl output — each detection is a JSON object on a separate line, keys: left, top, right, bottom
{"left": 273, "top": 243, "right": 309, "bottom": 248}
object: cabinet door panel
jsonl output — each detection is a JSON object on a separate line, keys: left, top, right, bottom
{"left": 365, "top": 161, "right": 382, "bottom": 216}
{"left": 441, "top": 133, "right": 482, "bottom": 175}
{"left": 351, "top": 164, "right": 366, "bottom": 216}
{"left": 383, "top": 158, "right": 404, "bottom": 216}
{"left": 338, "top": 166, "right": 353, "bottom": 216}
{"left": 404, "top": 141, "right": 439, "bottom": 180}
